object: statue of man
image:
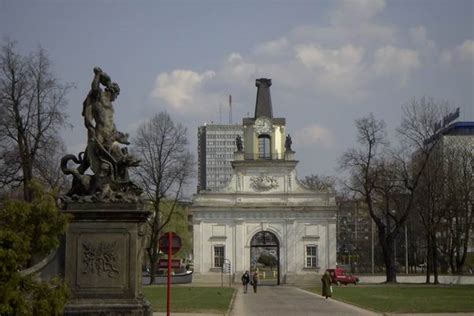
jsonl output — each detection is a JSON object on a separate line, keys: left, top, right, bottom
{"left": 236, "top": 135, "right": 243, "bottom": 152}
{"left": 82, "top": 67, "right": 138, "bottom": 182}
{"left": 60, "top": 67, "right": 141, "bottom": 201}
{"left": 285, "top": 134, "right": 293, "bottom": 152}
{"left": 83, "top": 67, "right": 127, "bottom": 147}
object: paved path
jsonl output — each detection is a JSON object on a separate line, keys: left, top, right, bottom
{"left": 229, "top": 285, "right": 377, "bottom": 316}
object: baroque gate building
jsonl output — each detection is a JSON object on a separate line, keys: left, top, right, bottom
{"left": 192, "top": 78, "right": 337, "bottom": 284}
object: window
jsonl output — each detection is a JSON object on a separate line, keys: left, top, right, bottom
{"left": 306, "top": 245, "right": 318, "bottom": 268}
{"left": 258, "top": 135, "right": 271, "bottom": 159}
{"left": 214, "top": 245, "right": 225, "bottom": 268}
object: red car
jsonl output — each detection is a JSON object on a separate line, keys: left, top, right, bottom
{"left": 326, "top": 268, "right": 359, "bottom": 285}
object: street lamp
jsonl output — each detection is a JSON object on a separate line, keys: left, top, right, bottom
{"left": 391, "top": 210, "right": 397, "bottom": 270}
{"left": 371, "top": 220, "right": 375, "bottom": 274}
{"left": 405, "top": 223, "right": 408, "bottom": 274}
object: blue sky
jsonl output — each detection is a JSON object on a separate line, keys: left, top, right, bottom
{"left": 1, "top": 0, "right": 473, "bottom": 195}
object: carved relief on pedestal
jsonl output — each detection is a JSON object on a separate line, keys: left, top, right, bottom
{"left": 82, "top": 241, "right": 120, "bottom": 278}
{"left": 75, "top": 233, "right": 128, "bottom": 289}
{"left": 250, "top": 175, "right": 278, "bottom": 192}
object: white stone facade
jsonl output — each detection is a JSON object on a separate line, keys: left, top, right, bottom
{"left": 192, "top": 159, "right": 337, "bottom": 284}
{"left": 192, "top": 78, "right": 337, "bottom": 284}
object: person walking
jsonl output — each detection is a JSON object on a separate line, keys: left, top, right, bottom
{"left": 321, "top": 271, "right": 332, "bottom": 299}
{"left": 251, "top": 271, "right": 259, "bottom": 293}
{"left": 241, "top": 271, "right": 250, "bottom": 293}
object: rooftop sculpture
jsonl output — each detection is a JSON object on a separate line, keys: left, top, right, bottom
{"left": 61, "top": 67, "right": 141, "bottom": 203}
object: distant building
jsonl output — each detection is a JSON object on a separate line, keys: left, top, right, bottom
{"left": 336, "top": 199, "right": 374, "bottom": 272}
{"left": 197, "top": 124, "right": 243, "bottom": 192}
{"left": 431, "top": 121, "right": 474, "bottom": 256}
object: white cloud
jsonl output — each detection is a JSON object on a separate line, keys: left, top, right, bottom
{"left": 291, "top": 23, "right": 396, "bottom": 48}
{"left": 409, "top": 26, "right": 435, "bottom": 51}
{"left": 227, "top": 53, "right": 243, "bottom": 63}
{"left": 372, "top": 46, "right": 420, "bottom": 84}
{"left": 295, "top": 44, "right": 365, "bottom": 74}
{"left": 330, "top": 0, "right": 386, "bottom": 25}
{"left": 290, "top": 0, "right": 394, "bottom": 49}
{"left": 292, "top": 43, "right": 370, "bottom": 99}
{"left": 294, "top": 125, "right": 336, "bottom": 148}
{"left": 150, "top": 69, "right": 216, "bottom": 111}
{"left": 148, "top": 0, "right": 427, "bottom": 117}
{"left": 457, "top": 40, "right": 474, "bottom": 62}
{"left": 254, "top": 38, "right": 289, "bottom": 56}
{"left": 442, "top": 39, "right": 474, "bottom": 64}
{"left": 220, "top": 53, "right": 258, "bottom": 83}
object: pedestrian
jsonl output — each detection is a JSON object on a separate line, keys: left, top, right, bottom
{"left": 251, "top": 271, "right": 259, "bottom": 293}
{"left": 241, "top": 271, "right": 250, "bottom": 293}
{"left": 321, "top": 271, "right": 332, "bottom": 299}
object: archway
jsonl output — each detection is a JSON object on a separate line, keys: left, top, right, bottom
{"left": 250, "top": 231, "right": 280, "bottom": 285}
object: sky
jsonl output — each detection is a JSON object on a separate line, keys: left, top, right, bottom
{"left": 1, "top": 0, "right": 473, "bottom": 196}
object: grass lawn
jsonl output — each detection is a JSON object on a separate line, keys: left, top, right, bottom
{"left": 143, "top": 286, "right": 235, "bottom": 314}
{"left": 309, "top": 284, "right": 474, "bottom": 313}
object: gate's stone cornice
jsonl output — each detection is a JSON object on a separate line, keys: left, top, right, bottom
{"left": 192, "top": 209, "right": 336, "bottom": 221}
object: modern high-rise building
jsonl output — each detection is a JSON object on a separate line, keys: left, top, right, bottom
{"left": 197, "top": 124, "right": 243, "bottom": 192}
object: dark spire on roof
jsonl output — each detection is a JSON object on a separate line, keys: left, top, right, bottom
{"left": 254, "top": 78, "right": 273, "bottom": 118}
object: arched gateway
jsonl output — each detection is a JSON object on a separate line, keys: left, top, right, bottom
{"left": 191, "top": 78, "right": 337, "bottom": 285}
{"left": 250, "top": 231, "right": 280, "bottom": 285}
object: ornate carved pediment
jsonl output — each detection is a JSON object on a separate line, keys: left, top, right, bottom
{"left": 250, "top": 175, "right": 279, "bottom": 192}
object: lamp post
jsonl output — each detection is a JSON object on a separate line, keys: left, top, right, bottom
{"left": 371, "top": 220, "right": 375, "bottom": 274}
{"left": 391, "top": 210, "right": 397, "bottom": 271}
{"left": 405, "top": 223, "right": 408, "bottom": 274}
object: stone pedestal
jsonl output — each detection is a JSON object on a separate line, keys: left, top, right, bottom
{"left": 62, "top": 203, "right": 152, "bottom": 316}
{"left": 284, "top": 150, "right": 295, "bottom": 161}
{"left": 234, "top": 151, "right": 244, "bottom": 161}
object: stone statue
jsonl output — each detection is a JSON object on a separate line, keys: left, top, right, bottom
{"left": 236, "top": 135, "right": 243, "bottom": 152}
{"left": 285, "top": 134, "right": 293, "bottom": 152}
{"left": 60, "top": 67, "right": 141, "bottom": 203}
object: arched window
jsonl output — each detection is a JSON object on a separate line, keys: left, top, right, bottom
{"left": 258, "top": 135, "right": 271, "bottom": 159}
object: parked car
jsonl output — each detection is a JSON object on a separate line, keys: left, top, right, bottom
{"left": 326, "top": 268, "right": 359, "bottom": 285}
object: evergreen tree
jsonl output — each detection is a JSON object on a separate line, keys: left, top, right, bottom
{"left": 0, "top": 181, "right": 69, "bottom": 315}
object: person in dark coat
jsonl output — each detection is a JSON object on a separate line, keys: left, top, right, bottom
{"left": 321, "top": 271, "right": 332, "bottom": 299}
{"left": 241, "top": 271, "right": 250, "bottom": 293}
{"left": 251, "top": 271, "right": 259, "bottom": 293}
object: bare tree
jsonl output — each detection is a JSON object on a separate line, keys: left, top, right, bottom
{"left": 34, "top": 136, "right": 68, "bottom": 192}
{"left": 132, "top": 111, "right": 194, "bottom": 284}
{"left": 301, "top": 174, "right": 336, "bottom": 191}
{"left": 412, "top": 142, "right": 445, "bottom": 283}
{"left": 340, "top": 98, "right": 443, "bottom": 283}
{"left": 339, "top": 114, "right": 400, "bottom": 281}
{"left": 0, "top": 39, "right": 72, "bottom": 200}
{"left": 401, "top": 97, "right": 452, "bottom": 283}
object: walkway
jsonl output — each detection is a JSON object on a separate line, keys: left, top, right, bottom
{"left": 229, "top": 285, "right": 377, "bottom": 316}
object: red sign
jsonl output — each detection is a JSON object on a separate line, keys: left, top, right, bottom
{"left": 159, "top": 232, "right": 182, "bottom": 255}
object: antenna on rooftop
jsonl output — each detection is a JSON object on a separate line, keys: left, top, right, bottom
{"left": 219, "top": 103, "right": 222, "bottom": 124}
{"left": 229, "top": 94, "right": 232, "bottom": 124}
